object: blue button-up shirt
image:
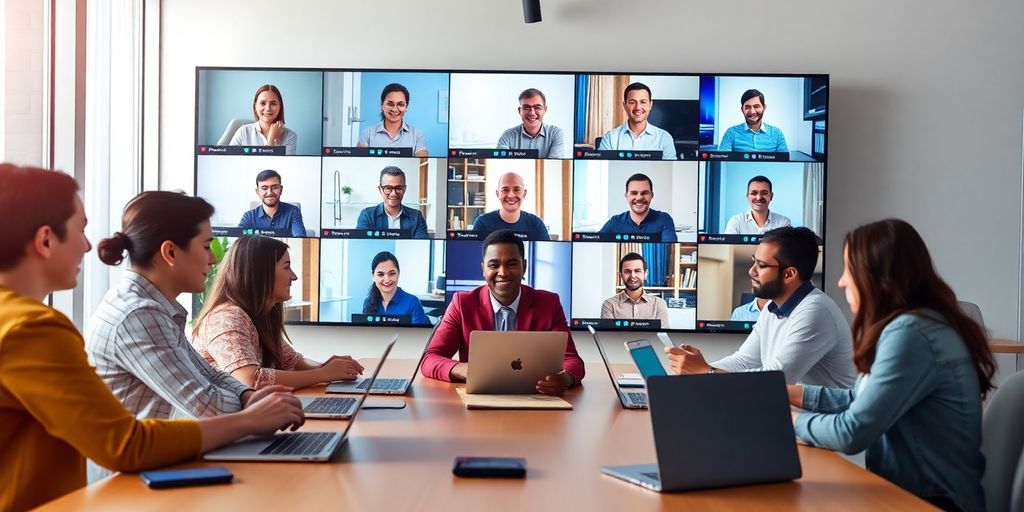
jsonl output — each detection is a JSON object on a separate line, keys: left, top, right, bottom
{"left": 238, "top": 202, "right": 306, "bottom": 237}
{"left": 356, "top": 204, "right": 428, "bottom": 239}
{"left": 597, "top": 122, "right": 677, "bottom": 160}
{"left": 730, "top": 299, "right": 762, "bottom": 321}
{"left": 358, "top": 121, "right": 428, "bottom": 155}
{"left": 362, "top": 287, "right": 429, "bottom": 325}
{"left": 599, "top": 209, "right": 677, "bottom": 242}
{"left": 718, "top": 122, "right": 788, "bottom": 152}
{"left": 795, "top": 312, "right": 986, "bottom": 511}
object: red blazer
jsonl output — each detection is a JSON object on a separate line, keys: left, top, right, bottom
{"left": 420, "top": 285, "right": 584, "bottom": 383}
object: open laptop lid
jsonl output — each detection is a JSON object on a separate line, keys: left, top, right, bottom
{"left": 338, "top": 336, "right": 397, "bottom": 438}
{"left": 328, "top": 320, "right": 440, "bottom": 393}
{"left": 465, "top": 331, "right": 567, "bottom": 394}
{"left": 404, "top": 319, "right": 443, "bottom": 385}
{"left": 587, "top": 326, "right": 628, "bottom": 404}
{"left": 645, "top": 372, "right": 801, "bottom": 491}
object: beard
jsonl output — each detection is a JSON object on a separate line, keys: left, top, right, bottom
{"left": 624, "top": 279, "right": 643, "bottom": 292}
{"left": 262, "top": 196, "right": 280, "bottom": 207}
{"left": 753, "top": 272, "right": 784, "bottom": 300}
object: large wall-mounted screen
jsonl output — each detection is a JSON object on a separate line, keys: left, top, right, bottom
{"left": 195, "top": 67, "right": 828, "bottom": 334}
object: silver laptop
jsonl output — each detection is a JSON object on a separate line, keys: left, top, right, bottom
{"left": 298, "top": 395, "right": 358, "bottom": 419}
{"left": 203, "top": 338, "right": 396, "bottom": 462}
{"left": 602, "top": 371, "right": 801, "bottom": 491}
{"left": 588, "top": 326, "right": 647, "bottom": 409}
{"left": 326, "top": 325, "right": 438, "bottom": 395}
{"left": 465, "top": 331, "right": 566, "bottom": 394}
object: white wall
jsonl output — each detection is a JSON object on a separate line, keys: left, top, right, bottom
{"left": 159, "top": 0, "right": 1024, "bottom": 372}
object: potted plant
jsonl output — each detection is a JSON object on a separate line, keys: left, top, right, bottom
{"left": 191, "top": 236, "right": 230, "bottom": 321}
{"left": 341, "top": 186, "right": 353, "bottom": 203}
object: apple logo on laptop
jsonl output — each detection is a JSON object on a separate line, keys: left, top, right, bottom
{"left": 511, "top": 358, "right": 523, "bottom": 371}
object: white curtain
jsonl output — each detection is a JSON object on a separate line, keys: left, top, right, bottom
{"left": 803, "top": 162, "right": 824, "bottom": 237}
{"left": 83, "top": 0, "right": 145, "bottom": 327}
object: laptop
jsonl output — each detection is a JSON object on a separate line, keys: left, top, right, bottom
{"left": 326, "top": 327, "right": 437, "bottom": 395}
{"left": 203, "top": 338, "right": 396, "bottom": 462}
{"left": 465, "top": 331, "right": 567, "bottom": 394}
{"left": 602, "top": 371, "right": 802, "bottom": 491}
{"left": 588, "top": 326, "right": 647, "bottom": 409}
{"left": 298, "top": 395, "right": 359, "bottom": 419}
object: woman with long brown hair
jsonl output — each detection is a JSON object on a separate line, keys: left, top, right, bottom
{"left": 790, "top": 219, "right": 995, "bottom": 512}
{"left": 192, "top": 235, "right": 363, "bottom": 389}
{"left": 228, "top": 84, "right": 298, "bottom": 155}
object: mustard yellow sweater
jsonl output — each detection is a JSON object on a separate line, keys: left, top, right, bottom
{"left": 0, "top": 286, "right": 202, "bottom": 511}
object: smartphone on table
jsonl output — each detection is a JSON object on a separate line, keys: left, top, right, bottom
{"left": 140, "top": 466, "right": 234, "bottom": 489}
{"left": 624, "top": 339, "right": 668, "bottom": 380}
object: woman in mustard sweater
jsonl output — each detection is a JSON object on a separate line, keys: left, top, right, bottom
{"left": 0, "top": 164, "right": 305, "bottom": 511}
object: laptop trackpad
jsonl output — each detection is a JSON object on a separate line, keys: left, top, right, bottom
{"left": 361, "top": 398, "right": 406, "bottom": 409}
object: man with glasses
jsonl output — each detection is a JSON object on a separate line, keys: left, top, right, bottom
{"left": 239, "top": 169, "right": 307, "bottom": 237}
{"left": 497, "top": 88, "right": 566, "bottom": 159}
{"left": 724, "top": 175, "right": 792, "bottom": 235}
{"left": 471, "top": 172, "right": 549, "bottom": 240}
{"left": 356, "top": 166, "right": 429, "bottom": 238}
{"left": 664, "top": 227, "right": 855, "bottom": 387}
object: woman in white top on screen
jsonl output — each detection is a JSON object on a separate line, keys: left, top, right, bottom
{"left": 229, "top": 84, "right": 298, "bottom": 155}
{"left": 357, "top": 83, "right": 428, "bottom": 157}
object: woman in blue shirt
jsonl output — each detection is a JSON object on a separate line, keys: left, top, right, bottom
{"left": 362, "top": 251, "right": 429, "bottom": 325}
{"left": 790, "top": 219, "right": 995, "bottom": 512}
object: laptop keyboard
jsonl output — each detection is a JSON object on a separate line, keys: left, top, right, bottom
{"left": 626, "top": 392, "right": 648, "bottom": 405}
{"left": 357, "top": 378, "right": 407, "bottom": 391}
{"left": 304, "top": 397, "right": 356, "bottom": 414}
{"left": 259, "top": 432, "right": 336, "bottom": 456}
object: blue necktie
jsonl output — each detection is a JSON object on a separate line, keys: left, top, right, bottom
{"left": 497, "top": 306, "right": 515, "bottom": 331}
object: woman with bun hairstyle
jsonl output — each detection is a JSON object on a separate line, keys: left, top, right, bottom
{"left": 0, "top": 167, "right": 302, "bottom": 511}
{"left": 191, "top": 235, "right": 364, "bottom": 389}
{"left": 87, "top": 191, "right": 296, "bottom": 422}
{"left": 228, "top": 84, "right": 298, "bottom": 155}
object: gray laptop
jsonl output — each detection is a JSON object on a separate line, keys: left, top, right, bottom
{"left": 326, "top": 327, "right": 437, "bottom": 395}
{"left": 602, "top": 371, "right": 801, "bottom": 491}
{"left": 203, "top": 339, "right": 395, "bottom": 462}
{"left": 465, "top": 331, "right": 566, "bottom": 394}
{"left": 298, "top": 395, "right": 358, "bottom": 419}
{"left": 588, "top": 326, "right": 647, "bottom": 409}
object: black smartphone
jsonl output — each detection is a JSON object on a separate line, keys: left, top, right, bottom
{"left": 140, "top": 467, "right": 234, "bottom": 489}
{"left": 452, "top": 456, "right": 527, "bottom": 478}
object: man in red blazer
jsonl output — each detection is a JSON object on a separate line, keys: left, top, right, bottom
{"left": 420, "top": 230, "right": 584, "bottom": 395}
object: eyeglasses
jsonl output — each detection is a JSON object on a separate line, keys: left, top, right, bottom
{"left": 750, "top": 257, "right": 785, "bottom": 272}
{"left": 383, "top": 101, "right": 408, "bottom": 109}
{"left": 258, "top": 185, "right": 283, "bottom": 193}
{"left": 379, "top": 185, "right": 407, "bottom": 195}
{"left": 519, "top": 104, "right": 545, "bottom": 112}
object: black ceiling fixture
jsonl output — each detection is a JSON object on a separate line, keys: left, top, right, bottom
{"left": 522, "top": 0, "right": 542, "bottom": 23}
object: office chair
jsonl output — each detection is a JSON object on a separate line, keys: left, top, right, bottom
{"left": 981, "top": 369, "right": 1024, "bottom": 512}
{"left": 958, "top": 301, "right": 985, "bottom": 328}
{"left": 217, "top": 118, "right": 251, "bottom": 145}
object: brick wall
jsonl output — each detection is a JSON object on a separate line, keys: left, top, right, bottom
{"left": 3, "top": 0, "right": 45, "bottom": 167}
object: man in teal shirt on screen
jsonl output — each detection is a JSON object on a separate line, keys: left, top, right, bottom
{"left": 718, "top": 89, "right": 789, "bottom": 152}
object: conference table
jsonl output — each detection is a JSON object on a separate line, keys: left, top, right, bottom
{"left": 42, "top": 360, "right": 934, "bottom": 511}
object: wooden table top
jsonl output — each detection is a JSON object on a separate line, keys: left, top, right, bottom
{"left": 41, "top": 359, "right": 934, "bottom": 511}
